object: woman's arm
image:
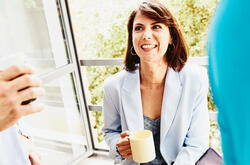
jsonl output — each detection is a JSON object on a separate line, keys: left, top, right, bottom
{"left": 174, "top": 70, "right": 210, "bottom": 165}
{"left": 102, "top": 84, "right": 123, "bottom": 160}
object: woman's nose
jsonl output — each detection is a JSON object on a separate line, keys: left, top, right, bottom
{"left": 143, "top": 30, "right": 152, "bottom": 40}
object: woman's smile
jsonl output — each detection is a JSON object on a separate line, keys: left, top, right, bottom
{"left": 132, "top": 12, "right": 171, "bottom": 63}
{"left": 141, "top": 44, "right": 158, "bottom": 52}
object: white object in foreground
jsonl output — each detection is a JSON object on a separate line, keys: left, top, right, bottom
{"left": 129, "top": 130, "right": 156, "bottom": 163}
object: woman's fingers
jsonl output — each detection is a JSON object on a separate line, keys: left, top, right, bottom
{"left": 118, "top": 144, "right": 131, "bottom": 153}
{"left": 120, "top": 131, "right": 130, "bottom": 138}
{"left": 117, "top": 144, "right": 130, "bottom": 151}
{"left": 117, "top": 137, "right": 130, "bottom": 146}
{"left": 122, "top": 153, "right": 132, "bottom": 159}
{"left": 29, "top": 151, "right": 42, "bottom": 165}
{"left": 19, "top": 103, "right": 44, "bottom": 117}
{"left": 117, "top": 133, "right": 132, "bottom": 159}
{"left": 119, "top": 147, "right": 132, "bottom": 159}
{"left": 118, "top": 144, "right": 132, "bottom": 158}
{"left": 10, "top": 74, "right": 41, "bottom": 91}
{"left": 18, "top": 87, "right": 45, "bottom": 104}
{"left": 0, "top": 65, "right": 34, "bottom": 81}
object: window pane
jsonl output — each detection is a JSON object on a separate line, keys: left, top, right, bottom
{"left": 22, "top": 73, "right": 88, "bottom": 164}
{"left": 81, "top": 65, "right": 121, "bottom": 149}
{"left": 67, "top": 0, "right": 140, "bottom": 59}
{"left": 0, "top": 0, "right": 69, "bottom": 75}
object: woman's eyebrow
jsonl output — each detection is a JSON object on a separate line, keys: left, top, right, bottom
{"left": 151, "top": 21, "right": 162, "bottom": 25}
{"left": 134, "top": 23, "right": 144, "bottom": 26}
{"left": 134, "top": 21, "right": 162, "bottom": 26}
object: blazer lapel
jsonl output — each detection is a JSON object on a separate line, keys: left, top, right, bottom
{"left": 160, "top": 68, "right": 182, "bottom": 144}
{"left": 121, "top": 69, "right": 144, "bottom": 132}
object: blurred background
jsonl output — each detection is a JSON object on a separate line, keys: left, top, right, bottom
{"left": 0, "top": 0, "right": 220, "bottom": 164}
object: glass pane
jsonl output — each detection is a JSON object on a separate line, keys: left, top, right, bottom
{"left": 67, "top": 0, "right": 139, "bottom": 59}
{"left": 81, "top": 65, "right": 122, "bottom": 150}
{"left": 22, "top": 73, "right": 88, "bottom": 164}
{"left": 0, "top": 0, "right": 69, "bottom": 75}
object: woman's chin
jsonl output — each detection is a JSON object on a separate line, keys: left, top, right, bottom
{"left": 140, "top": 57, "right": 165, "bottom": 64}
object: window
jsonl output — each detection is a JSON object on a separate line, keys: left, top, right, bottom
{"left": 0, "top": 0, "right": 93, "bottom": 163}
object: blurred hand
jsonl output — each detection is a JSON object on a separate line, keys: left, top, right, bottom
{"left": 29, "top": 151, "right": 42, "bottom": 165}
{"left": 0, "top": 65, "right": 45, "bottom": 131}
{"left": 116, "top": 131, "right": 132, "bottom": 159}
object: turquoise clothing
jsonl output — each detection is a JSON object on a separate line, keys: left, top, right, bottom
{"left": 208, "top": 0, "right": 250, "bottom": 164}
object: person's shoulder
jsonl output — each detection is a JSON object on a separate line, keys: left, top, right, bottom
{"left": 104, "top": 69, "right": 132, "bottom": 89}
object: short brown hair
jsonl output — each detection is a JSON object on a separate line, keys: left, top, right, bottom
{"left": 124, "top": 1, "right": 188, "bottom": 72}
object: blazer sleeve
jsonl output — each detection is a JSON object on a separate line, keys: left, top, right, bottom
{"left": 102, "top": 82, "right": 123, "bottom": 160}
{"left": 174, "top": 69, "right": 210, "bottom": 165}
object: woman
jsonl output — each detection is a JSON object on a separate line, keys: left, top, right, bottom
{"left": 102, "top": 1, "right": 209, "bottom": 165}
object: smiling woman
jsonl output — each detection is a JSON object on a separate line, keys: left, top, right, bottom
{"left": 124, "top": 1, "right": 188, "bottom": 73}
{"left": 102, "top": 1, "right": 210, "bottom": 165}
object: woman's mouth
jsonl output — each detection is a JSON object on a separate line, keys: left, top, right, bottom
{"left": 141, "top": 44, "right": 157, "bottom": 51}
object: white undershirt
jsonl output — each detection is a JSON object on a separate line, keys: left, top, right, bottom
{"left": 0, "top": 126, "right": 31, "bottom": 165}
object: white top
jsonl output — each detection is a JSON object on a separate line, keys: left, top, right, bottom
{"left": 0, "top": 126, "right": 31, "bottom": 165}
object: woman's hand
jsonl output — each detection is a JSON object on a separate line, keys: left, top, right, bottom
{"left": 116, "top": 131, "right": 132, "bottom": 159}
{"left": 28, "top": 151, "right": 42, "bottom": 165}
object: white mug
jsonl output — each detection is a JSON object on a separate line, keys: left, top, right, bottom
{"left": 129, "top": 130, "right": 156, "bottom": 163}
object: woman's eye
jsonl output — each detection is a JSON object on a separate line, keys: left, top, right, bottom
{"left": 153, "top": 25, "right": 161, "bottom": 29}
{"left": 135, "top": 26, "right": 143, "bottom": 31}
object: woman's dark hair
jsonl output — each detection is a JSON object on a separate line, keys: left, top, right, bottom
{"left": 124, "top": 1, "right": 188, "bottom": 72}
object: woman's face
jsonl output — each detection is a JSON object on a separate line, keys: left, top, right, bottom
{"left": 132, "top": 12, "right": 171, "bottom": 63}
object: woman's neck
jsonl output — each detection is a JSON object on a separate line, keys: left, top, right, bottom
{"left": 140, "top": 61, "right": 168, "bottom": 88}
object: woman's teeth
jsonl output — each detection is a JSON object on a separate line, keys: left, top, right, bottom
{"left": 141, "top": 45, "right": 156, "bottom": 49}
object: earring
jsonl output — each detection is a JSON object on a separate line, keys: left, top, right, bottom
{"left": 171, "top": 43, "right": 175, "bottom": 49}
{"left": 130, "top": 47, "right": 137, "bottom": 56}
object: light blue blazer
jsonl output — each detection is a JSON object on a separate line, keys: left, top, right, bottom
{"left": 102, "top": 63, "right": 210, "bottom": 165}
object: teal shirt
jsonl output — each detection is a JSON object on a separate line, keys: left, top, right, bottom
{"left": 208, "top": 0, "right": 250, "bottom": 164}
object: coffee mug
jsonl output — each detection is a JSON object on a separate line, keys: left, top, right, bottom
{"left": 129, "top": 130, "right": 156, "bottom": 163}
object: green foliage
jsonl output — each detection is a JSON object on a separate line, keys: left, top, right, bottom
{"left": 86, "top": 66, "right": 122, "bottom": 142}
{"left": 92, "top": 111, "right": 104, "bottom": 142}
{"left": 69, "top": 0, "right": 219, "bottom": 144}
{"left": 208, "top": 88, "right": 216, "bottom": 111}
{"left": 165, "top": 0, "right": 218, "bottom": 57}
{"left": 210, "top": 120, "right": 222, "bottom": 155}
{"left": 86, "top": 66, "right": 121, "bottom": 105}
